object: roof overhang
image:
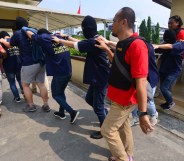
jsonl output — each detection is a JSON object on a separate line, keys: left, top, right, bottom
{"left": 152, "top": 0, "right": 172, "bottom": 9}
{"left": 0, "top": 0, "right": 42, "bottom": 6}
{"left": 0, "top": 1, "right": 112, "bottom": 30}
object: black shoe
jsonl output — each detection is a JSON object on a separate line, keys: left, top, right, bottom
{"left": 90, "top": 131, "right": 103, "bottom": 139}
{"left": 162, "top": 102, "right": 175, "bottom": 110}
{"left": 70, "top": 110, "right": 80, "bottom": 124}
{"left": 54, "top": 112, "right": 66, "bottom": 119}
{"left": 42, "top": 105, "right": 51, "bottom": 112}
{"left": 14, "top": 97, "right": 21, "bottom": 103}
{"left": 160, "top": 102, "right": 168, "bottom": 108}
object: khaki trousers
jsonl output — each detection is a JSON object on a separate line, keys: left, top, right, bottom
{"left": 101, "top": 102, "right": 135, "bottom": 161}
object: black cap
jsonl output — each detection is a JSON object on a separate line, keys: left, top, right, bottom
{"left": 163, "top": 29, "right": 176, "bottom": 44}
{"left": 16, "top": 16, "right": 28, "bottom": 30}
{"left": 37, "top": 28, "right": 52, "bottom": 35}
{"left": 0, "top": 31, "right": 10, "bottom": 39}
{"left": 81, "top": 15, "right": 98, "bottom": 39}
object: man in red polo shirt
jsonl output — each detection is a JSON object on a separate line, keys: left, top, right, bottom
{"left": 168, "top": 15, "right": 184, "bottom": 40}
{"left": 96, "top": 7, "right": 153, "bottom": 161}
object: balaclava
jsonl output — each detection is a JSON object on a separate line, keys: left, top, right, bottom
{"left": 163, "top": 29, "right": 176, "bottom": 44}
{"left": 81, "top": 15, "right": 98, "bottom": 39}
{"left": 16, "top": 16, "right": 28, "bottom": 30}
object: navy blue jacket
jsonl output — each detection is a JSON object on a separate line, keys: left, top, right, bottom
{"left": 32, "top": 34, "right": 72, "bottom": 76}
{"left": 159, "top": 42, "right": 184, "bottom": 77}
{"left": 76, "top": 37, "right": 110, "bottom": 87}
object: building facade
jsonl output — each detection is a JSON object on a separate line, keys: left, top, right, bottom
{"left": 153, "top": 0, "right": 184, "bottom": 21}
{"left": 0, "top": 0, "right": 41, "bottom": 29}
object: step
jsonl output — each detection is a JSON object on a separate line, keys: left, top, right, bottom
{"left": 157, "top": 94, "right": 184, "bottom": 107}
{"left": 155, "top": 97, "right": 184, "bottom": 122}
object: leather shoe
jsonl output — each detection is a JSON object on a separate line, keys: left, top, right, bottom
{"left": 90, "top": 131, "right": 103, "bottom": 139}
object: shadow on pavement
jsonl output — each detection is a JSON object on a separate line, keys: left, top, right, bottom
{"left": 2, "top": 90, "right": 110, "bottom": 161}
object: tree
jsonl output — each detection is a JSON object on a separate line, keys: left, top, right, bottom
{"left": 139, "top": 17, "right": 160, "bottom": 44}
{"left": 152, "top": 23, "right": 160, "bottom": 44}
{"left": 152, "top": 28, "right": 156, "bottom": 43}
{"left": 155, "top": 23, "right": 160, "bottom": 44}
{"left": 146, "top": 16, "right": 152, "bottom": 42}
{"left": 139, "top": 19, "right": 147, "bottom": 39}
{"left": 98, "top": 30, "right": 111, "bottom": 40}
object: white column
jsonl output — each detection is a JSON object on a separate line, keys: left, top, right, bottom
{"left": 103, "top": 21, "right": 106, "bottom": 38}
{"left": 45, "top": 14, "right": 48, "bottom": 30}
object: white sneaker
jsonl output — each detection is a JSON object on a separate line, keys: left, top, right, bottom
{"left": 150, "top": 112, "right": 158, "bottom": 126}
{"left": 155, "top": 111, "right": 158, "bottom": 119}
{"left": 131, "top": 117, "right": 139, "bottom": 127}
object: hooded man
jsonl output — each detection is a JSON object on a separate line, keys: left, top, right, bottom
{"left": 52, "top": 15, "right": 110, "bottom": 139}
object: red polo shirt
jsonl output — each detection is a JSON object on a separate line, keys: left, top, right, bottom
{"left": 107, "top": 33, "right": 148, "bottom": 106}
{"left": 176, "top": 29, "right": 184, "bottom": 40}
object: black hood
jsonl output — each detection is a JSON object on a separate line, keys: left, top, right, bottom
{"left": 81, "top": 15, "right": 98, "bottom": 39}
{"left": 163, "top": 29, "right": 176, "bottom": 44}
{"left": 16, "top": 16, "right": 28, "bottom": 30}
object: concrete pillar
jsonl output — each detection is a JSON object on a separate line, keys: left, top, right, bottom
{"left": 171, "top": 0, "right": 184, "bottom": 20}
{"left": 103, "top": 21, "right": 106, "bottom": 38}
{"left": 45, "top": 14, "right": 48, "bottom": 30}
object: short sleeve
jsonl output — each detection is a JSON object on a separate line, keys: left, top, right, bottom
{"left": 177, "top": 30, "right": 184, "bottom": 40}
{"left": 125, "top": 39, "right": 148, "bottom": 79}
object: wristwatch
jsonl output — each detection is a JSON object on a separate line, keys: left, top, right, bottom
{"left": 137, "top": 110, "right": 148, "bottom": 118}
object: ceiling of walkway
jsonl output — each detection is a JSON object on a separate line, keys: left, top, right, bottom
{"left": 0, "top": 0, "right": 41, "bottom": 5}
{"left": 0, "top": 1, "right": 111, "bottom": 30}
{"left": 152, "top": 0, "right": 172, "bottom": 9}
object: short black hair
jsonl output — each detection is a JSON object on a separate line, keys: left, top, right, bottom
{"left": 169, "top": 15, "right": 183, "bottom": 28}
{"left": 117, "top": 7, "right": 135, "bottom": 29}
{"left": 0, "top": 31, "right": 10, "bottom": 39}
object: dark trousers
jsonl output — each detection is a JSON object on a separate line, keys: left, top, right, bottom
{"left": 85, "top": 84, "right": 108, "bottom": 127}
{"left": 51, "top": 75, "right": 74, "bottom": 115}
{"left": 6, "top": 72, "right": 23, "bottom": 99}
{"left": 160, "top": 74, "right": 179, "bottom": 104}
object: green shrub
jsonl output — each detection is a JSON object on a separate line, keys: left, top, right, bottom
{"left": 71, "top": 35, "right": 85, "bottom": 40}
{"left": 69, "top": 48, "right": 87, "bottom": 57}
{"left": 98, "top": 30, "right": 111, "bottom": 40}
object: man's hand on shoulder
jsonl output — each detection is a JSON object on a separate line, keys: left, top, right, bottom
{"left": 139, "top": 115, "right": 154, "bottom": 134}
{"left": 56, "top": 32, "right": 68, "bottom": 38}
{"left": 95, "top": 37, "right": 109, "bottom": 51}
{"left": 52, "top": 36, "right": 60, "bottom": 44}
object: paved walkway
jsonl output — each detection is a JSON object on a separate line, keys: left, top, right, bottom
{"left": 0, "top": 78, "right": 184, "bottom": 161}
